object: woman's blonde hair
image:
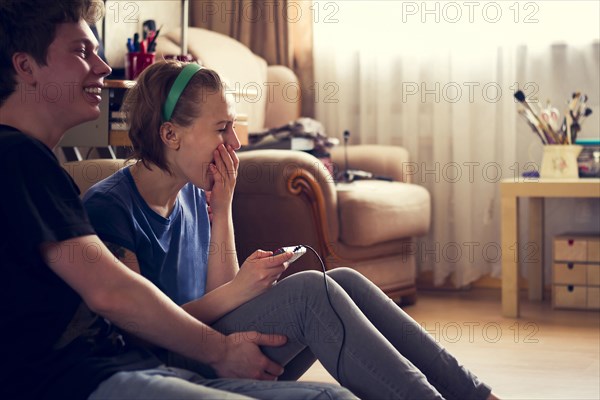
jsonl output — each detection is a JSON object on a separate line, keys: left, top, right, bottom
{"left": 122, "top": 60, "right": 224, "bottom": 173}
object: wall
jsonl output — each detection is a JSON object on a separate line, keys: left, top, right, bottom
{"left": 102, "top": 1, "right": 182, "bottom": 68}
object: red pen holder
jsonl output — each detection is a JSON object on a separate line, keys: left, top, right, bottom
{"left": 126, "top": 52, "right": 155, "bottom": 80}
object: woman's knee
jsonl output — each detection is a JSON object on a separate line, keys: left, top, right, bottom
{"left": 326, "top": 268, "right": 384, "bottom": 303}
{"left": 286, "top": 268, "right": 369, "bottom": 293}
{"left": 281, "top": 270, "right": 326, "bottom": 288}
{"left": 284, "top": 268, "right": 364, "bottom": 287}
{"left": 327, "top": 267, "right": 368, "bottom": 287}
{"left": 279, "top": 270, "right": 338, "bottom": 303}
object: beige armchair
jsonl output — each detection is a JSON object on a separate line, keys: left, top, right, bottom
{"left": 233, "top": 146, "right": 430, "bottom": 304}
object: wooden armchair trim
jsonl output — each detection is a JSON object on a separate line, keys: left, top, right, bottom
{"left": 286, "top": 169, "right": 354, "bottom": 266}
{"left": 287, "top": 169, "right": 329, "bottom": 258}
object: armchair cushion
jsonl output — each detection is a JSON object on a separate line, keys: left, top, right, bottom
{"left": 337, "top": 181, "right": 430, "bottom": 247}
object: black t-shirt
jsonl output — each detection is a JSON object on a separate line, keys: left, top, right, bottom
{"left": 0, "top": 125, "right": 160, "bottom": 400}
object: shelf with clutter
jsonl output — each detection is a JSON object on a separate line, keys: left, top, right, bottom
{"left": 58, "top": 80, "right": 135, "bottom": 154}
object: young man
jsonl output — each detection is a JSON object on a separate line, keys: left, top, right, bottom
{"left": 0, "top": 1, "right": 355, "bottom": 399}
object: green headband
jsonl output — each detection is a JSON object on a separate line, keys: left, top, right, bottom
{"left": 162, "top": 63, "right": 203, "bottom": 122}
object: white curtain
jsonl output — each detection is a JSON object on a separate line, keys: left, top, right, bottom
{"left": 313, "top": 1, "right": 600, "bottom": 287}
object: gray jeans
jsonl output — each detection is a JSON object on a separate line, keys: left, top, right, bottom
{"left": 210, "top": 268, "right": 492, "bottom": 400}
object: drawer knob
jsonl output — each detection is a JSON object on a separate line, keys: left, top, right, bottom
{"left": 568, "top": 263, "right": 574, "bottom": 269}
{"left": 568, "top": 239, "right": 574, "bottom": 246}
{"left": 568, "top": 285, "right": 574, "bottom": 292}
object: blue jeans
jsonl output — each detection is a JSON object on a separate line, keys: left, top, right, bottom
{"left": 88, "top": 366, "right": 356, "bottom": 399}
{"left": 209, "top": 268, "right": 492, "bottom": 400}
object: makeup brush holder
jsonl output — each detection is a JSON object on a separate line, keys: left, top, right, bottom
{"left": 540, "top": 145, "right": 582, "bottom": 179}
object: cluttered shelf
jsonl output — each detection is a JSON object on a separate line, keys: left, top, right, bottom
{"left": 58, "top": 80, "right": 134, "bottom": 150}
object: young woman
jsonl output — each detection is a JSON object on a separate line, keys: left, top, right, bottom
{"left": 83, "top": 60, "right": 499, "bottom": 400}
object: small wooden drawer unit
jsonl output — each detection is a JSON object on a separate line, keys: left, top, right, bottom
{"left": 553, "top": 234, "right": 600, "bottom": 310}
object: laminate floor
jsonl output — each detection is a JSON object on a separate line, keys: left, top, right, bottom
{"left": 299, "top": 289, "right": 600, "bottom": 400}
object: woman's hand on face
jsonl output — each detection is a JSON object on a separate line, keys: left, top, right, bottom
{"left": 232, "top": 249, "right": 294, "bottom": 299}
{"left": 208, "top": 144, "right": 239, "bottom": 216}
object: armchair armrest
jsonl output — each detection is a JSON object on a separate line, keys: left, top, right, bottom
{"left": 63, "top": 159, "right": 130, "bottom": 196}
{"left": 233, "top": 150, "right": 338, "bottom": 271}
{"left": 330, "top": 145, "right": 412, "bottom": 183}
{"left": 264, "top": 66, "right": 301, "bottom": 129}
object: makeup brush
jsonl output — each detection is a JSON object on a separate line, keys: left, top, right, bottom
{"left": 566, "top": 111, "right": 573, "bottom": 144}
{"left": 579, "top": 94, "right": 588, "bottom": 108}
{"left": 518, "top": 107, "right": 548, "bottom": 144}
{"left": 148, "top": 25, "right": 163, "bottom": 53}
{"left": 515, "top": 90, "right": 557, "bottom": 143}
{"left": 575, "top": 95, "right": 588, "bottom": 120}
{"left": 515, "top": 90, "right": 558, "bottom": 144}
{"left": 581, "top": 107, "right": 593, "bottom": 121}
{"left": 567, "top": 92, "right": 581, "bottom": 119}
{"left": 542, "top": 100, "right": 561, "bottom": 133}
{"left": 562, "top": 92, "right": 585, "bottom": 144}
{"left": 573, "top": 107, "right": 593, "bottom": 142}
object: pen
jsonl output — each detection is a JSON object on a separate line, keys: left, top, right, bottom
{"left": 133, "top": 32, "right": 140, "bottom": 52}
{"left": 126, "top": 38, "right": 134, "bottom": 53}
{"left": 148, "top": 25, "right": 162, "bottom": 52}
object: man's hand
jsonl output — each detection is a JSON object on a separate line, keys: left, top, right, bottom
{"left": 211, "top": 331, "right": 287, "bottom": 380}
{"left": 231, "top": 250, "right": 293, "bottom": 300}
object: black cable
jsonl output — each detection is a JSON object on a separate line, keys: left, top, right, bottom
{"left": 300, "top": 244, "right": 347, "bottom": 385}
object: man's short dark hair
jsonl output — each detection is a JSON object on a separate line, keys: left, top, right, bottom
{"left": 0, "top": 0, "right": 104, "bottom": 105}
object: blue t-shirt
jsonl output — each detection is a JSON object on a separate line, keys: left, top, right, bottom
{"left": 83, "top": 166, "right": 210, "bottom": 305}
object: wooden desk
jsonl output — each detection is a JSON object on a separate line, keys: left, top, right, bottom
{"left": 500, "top": 178, "right": 600, "bottom": 317}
